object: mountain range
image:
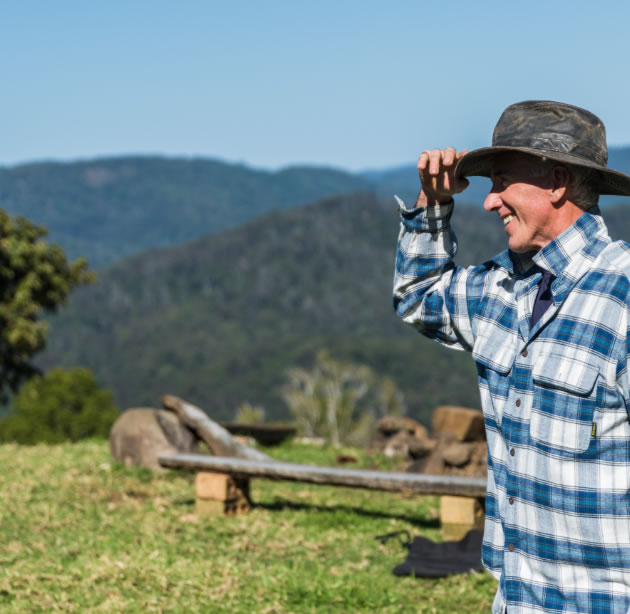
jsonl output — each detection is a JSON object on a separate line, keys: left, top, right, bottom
{"left": 4, "top": 147, "right": 630, "bottom": 270}
{"left": 3, "top": 151, "right": 630, "bottom": 426}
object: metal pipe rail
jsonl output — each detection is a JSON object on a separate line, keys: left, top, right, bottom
{"left": 159, "top": 454, "right": 487, "bottom": 498}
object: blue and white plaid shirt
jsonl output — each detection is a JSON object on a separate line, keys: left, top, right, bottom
{"left": 394, "top": 199, "right": 630, "bottom": 614}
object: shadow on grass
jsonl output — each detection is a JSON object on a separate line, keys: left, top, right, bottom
{"left": 171, "top": 496, "right": 439, "bottom": 528}
{"left": 253, "top": 498, "right": 440, "bottom": 529}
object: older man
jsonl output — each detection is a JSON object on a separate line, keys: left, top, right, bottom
{"left": 393, "top": 101, "right": 630, "bottom": 613}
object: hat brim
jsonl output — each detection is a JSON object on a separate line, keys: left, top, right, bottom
{"left": 455, "top": 146, "right": 630, "bottom": 197}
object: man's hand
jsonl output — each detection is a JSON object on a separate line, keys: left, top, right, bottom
{"left": 416, "top": 147, "right": 469, "bottom": 208}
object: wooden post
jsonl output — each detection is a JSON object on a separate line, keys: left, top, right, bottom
{"left": 195, "top": 471, "right": 251, "bottom": 516}
{"left": 440, "top": 495, "right": 485, "bottom": 540}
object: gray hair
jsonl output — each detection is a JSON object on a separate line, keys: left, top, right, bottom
{"left": 528, "top": 157, "right": 599, "bottom": 210}
{"left": 567, "top": 165, "right": 600, "bottom": 210}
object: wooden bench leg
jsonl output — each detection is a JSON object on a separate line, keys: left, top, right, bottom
{"left": 440, "top": 495, "right": 485, "bottom": 541}
{"left": 195, "top": 471, "right": 251, "bottom": 516}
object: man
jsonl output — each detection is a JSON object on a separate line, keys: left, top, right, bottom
{"left": 393, "top": 100, "right": 630, "bottom": 613}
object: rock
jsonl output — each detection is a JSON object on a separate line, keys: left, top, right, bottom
{"left": 406, "top": 437, "right": 450, "bottom": 475}
{"left": 407, "top": 437, "right": 437, "bottom": 459}
{"left": 442, "top": 442, "right": 472, "bottom": 467}
{"left": 432, "top": 406, "right": 485, "bottom": 441}
{"left": 376, "top": 416, "right": 429, "bottom": 440}
{"left": 383, "top": 431, "right": 414, "bottom": 458}
{"left": 109, "top": 408, "right": 199, "bottom": 470}
{"left": 406, "top": 445, "right": 446, "bottom": 475}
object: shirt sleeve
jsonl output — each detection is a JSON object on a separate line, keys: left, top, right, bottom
{"left": 392, "top": 197, "right": 488, "bottom": 352}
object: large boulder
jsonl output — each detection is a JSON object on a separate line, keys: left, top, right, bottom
{"left": 109, "top": 408, "right": 199, "bottom": 470}
{"left": 376, "top": 416, "right": 429, "bottom": 440}
{"left": 432, "top": 406, "right": 485, "bottom": 441}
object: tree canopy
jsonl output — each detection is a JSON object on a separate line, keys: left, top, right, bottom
{"left": 0, "top": 210, "right": 92, "bottom": 401}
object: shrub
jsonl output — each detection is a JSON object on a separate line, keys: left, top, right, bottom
{"left": 0, "top": 367, "right": 120, "bottom": 444}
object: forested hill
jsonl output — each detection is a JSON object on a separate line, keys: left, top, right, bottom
{"left": 40, "top": 193, "right": 630, "bottom": 426}
{"left": 4, "top": 149, "right": 630, "bottom": 270}
{"left": 0, "top": 156, "right": 371, "bottom": 268}
{"left": 39, "top": 191, "right": 477, "bottom": 425}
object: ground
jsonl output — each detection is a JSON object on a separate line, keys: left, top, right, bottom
{"left": 0, "top": 440, "right": 497, "bottom": 613}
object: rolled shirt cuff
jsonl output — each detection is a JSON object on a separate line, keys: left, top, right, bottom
{"left": 395, "top": 195, "right": 454, "bottom": 231}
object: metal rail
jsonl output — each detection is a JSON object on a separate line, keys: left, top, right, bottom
{"left": 159, "top": 454, "right": 486, "bottom": 498}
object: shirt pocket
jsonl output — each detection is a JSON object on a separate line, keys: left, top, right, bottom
{"left": 472, "top": 332, "right": 518, "bottom": 375}
{"left": 530, "top": 353, "right": 599, "bottom": 454}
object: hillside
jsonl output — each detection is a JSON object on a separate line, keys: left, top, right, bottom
{"left": 0, "top": 157, "right": 371, "bottom": 268}
{"left": 33, "top": 186, "right": 630, "bottom": 427}
{"left": 38, "top": 192, "right": 514, "bottom": 426}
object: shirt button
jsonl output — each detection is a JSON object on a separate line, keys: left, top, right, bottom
{"left": 509, "top": 496, "right": 514, "bottom": 505}
{"left": 508, "top": 543, "right": 515, "bottom": 552}
{"left": 510, "top": 448, "right": 515, "bottom": 456}
{"left": 515, "top": 399, "right": 521, "bottom": 407}
{"left": 521, "top": 349, "right": 528, "bottom": 357}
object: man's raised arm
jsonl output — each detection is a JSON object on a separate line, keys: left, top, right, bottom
{"left": 393, "top": 146, "right": 486, "bottom": 352}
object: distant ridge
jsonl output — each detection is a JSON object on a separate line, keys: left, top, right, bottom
{"left": 0, "top": 156, "right": 372, "bottom": 268}
{"left": 4, "top": 149, "right": 629, "bottom": 271}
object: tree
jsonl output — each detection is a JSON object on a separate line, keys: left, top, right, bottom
{"left": 282, "top": 350, "right": 405, "bottom": 446}
{"left": 0, "top": 367, "right": 120, "bottom": 444}
{"left": 0, "top": 210, "right": 92, "bottom": 401}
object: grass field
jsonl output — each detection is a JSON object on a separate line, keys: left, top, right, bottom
{"left": 0, "top": 440, "right": 497, "bottom": 613}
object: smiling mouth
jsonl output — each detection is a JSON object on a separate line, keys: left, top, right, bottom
{"left": 503, "top": 214, "right": 514, "bottom": 226}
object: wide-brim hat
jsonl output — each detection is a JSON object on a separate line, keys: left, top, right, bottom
{"left": 455, "top": 100, "right": 630, "bottom": 196}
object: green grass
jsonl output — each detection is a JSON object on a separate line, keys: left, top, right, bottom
{"left": 0, "top": 440, "right": 497, "bottom": 613}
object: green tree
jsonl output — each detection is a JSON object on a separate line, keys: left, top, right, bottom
{"left": 282, "top": 350, "right": 405, "bottom": 446}
{"left": 0, "top": 367, "right": 120, "bottom": 444}
{"left": 0, "top": 210, "right": 92, "bottom": 400}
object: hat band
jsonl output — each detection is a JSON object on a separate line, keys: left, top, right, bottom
{"left": 493, "top": 135, "right": 607, "bottom": 167}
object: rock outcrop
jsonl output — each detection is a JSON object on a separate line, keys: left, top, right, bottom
{"left": 109, "top": 408, "right": 199, "bottom": 470}
{"left": 371, "top": 407, "right": 487, "bottom": 478}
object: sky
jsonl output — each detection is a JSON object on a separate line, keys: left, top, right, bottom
{"left": 2, "top": 0, "right": 630, "bottom": 172}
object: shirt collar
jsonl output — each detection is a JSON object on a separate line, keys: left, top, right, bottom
{"left": 491, "top": 207, "right": 610, "bottom": 280}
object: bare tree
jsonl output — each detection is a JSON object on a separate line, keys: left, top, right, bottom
{"left": 282, "top": 351, "right": 405, "bottom": 446}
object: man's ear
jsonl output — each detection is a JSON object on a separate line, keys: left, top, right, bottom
{"left": 550, "top": 165, "right": 570, "bottom": 203}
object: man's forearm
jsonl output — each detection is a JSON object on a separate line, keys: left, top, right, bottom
{"left": 392, "top": 197, "right": 475, "bottom": 350}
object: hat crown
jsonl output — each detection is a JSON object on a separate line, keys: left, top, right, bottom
{"left": 492, "top": 100, "right": 608, "bottom": 167}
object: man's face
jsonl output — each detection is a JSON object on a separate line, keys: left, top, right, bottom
{"left": 484, "top": 152, "right": 559, "bottom": 253}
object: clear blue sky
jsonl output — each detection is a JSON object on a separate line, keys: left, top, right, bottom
{"left": 2, "top": 0, "right": 629, "bottom": 171}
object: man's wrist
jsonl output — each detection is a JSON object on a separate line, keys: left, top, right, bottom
{"left": 416, "top": 189, "right": 455, "bottom": 209}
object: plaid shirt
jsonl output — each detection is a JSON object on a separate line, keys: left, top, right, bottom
{"left": 393, "top": 199, "right": 630, "bottom": 614}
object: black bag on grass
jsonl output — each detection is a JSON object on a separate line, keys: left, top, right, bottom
{"left": 375, "top": 530, "right": 484, "bottom": 578}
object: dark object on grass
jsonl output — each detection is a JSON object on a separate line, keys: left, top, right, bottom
{"left": 219, "top": 422, "right": 296, "bottom": 446}
{"left": 376, "top": 529, "right": 483, "bottom": 577}
{"left": 336, "top": 454, "right": 358, "bottom": 464}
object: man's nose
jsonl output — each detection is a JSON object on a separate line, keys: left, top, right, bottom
{"left": 484, "top": 191, "right": 502, "bottom": 212}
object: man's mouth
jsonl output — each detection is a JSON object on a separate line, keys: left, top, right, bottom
{"left": 503, "top": 214, "right": 514, "bottom": 226}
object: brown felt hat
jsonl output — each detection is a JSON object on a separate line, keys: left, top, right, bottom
{"left": 455, "top": 100, "right": 630, "bottom": 196}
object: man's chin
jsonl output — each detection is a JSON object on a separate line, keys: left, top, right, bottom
{"left": 507, "top": 238, "right": 529, "bottom": 254}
